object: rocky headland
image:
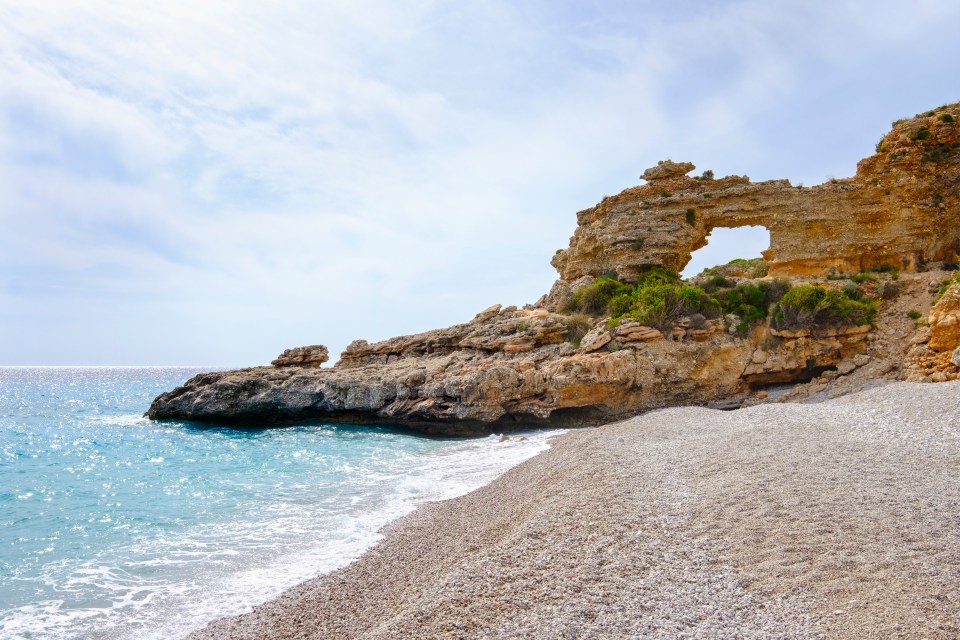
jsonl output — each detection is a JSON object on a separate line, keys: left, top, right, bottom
{"left": 147, "top": 103, "right": 960, "bottom": 435}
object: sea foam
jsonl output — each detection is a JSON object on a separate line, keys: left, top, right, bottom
{"left": 0, "top": 367, "right": 561, "bottom": 640}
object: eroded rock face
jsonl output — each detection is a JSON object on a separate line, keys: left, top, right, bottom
{"left": 741, "top": 326, "right": 871, "bottom": 385}
{"left": 271, "top": 345, "right": 329, "bottom": 367}
{"left": 904, "top": 280, "right": 960, "bottom": 382}
{"left": 146, "top": 298, "right": 876, "bottom": 433}
{"left": 552, "top": 104, "right": 960, "bottom": 281}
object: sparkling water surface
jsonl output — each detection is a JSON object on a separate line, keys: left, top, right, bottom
{"left": 0, "top": 367, "right": 560, "bottom": 639}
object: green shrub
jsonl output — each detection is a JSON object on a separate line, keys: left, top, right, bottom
{"left": 562, "top": 313, "right": 593, "bottom": 346}
{"left": 565, "top": 269, "right": 794, "bottom": 334}
{"left": 907, "top": 310, "right": 923, "bottom": 320}
{"left": 714, "top": 284, "right": 770, "bottom": 333}
{"left": 701, "top": 257, "right": 769, "bottom": 280}
{"left": 843, "top": 281, "right": 863, "bottom": 300}
{"left": 685, "top": 208, "right": 697, "bottom": 226}
{"left": 660, "top": 190, "right": 671, "bottom": 198}
{"left": 935, "top": 274, "right": 960, "bottom": 302}
{"left": 912, "top": 127, "right": 931, "bottom": 141}
{"left": 562, "top": 275, "right": 631, "bottom": 316}
{"left": 764, "top": 278, "right": 791, "bottom": 304}
{"left": 773, "top": 285, "right": 875, "bottom": 331}
{"left": 601, "top": 268, "right": 720, "bottom": 331}
{"left": 733, "top": 257, "right": 768, "bottom": 278}
{"left": 875, "top": 139, "right": 885, "bottom": 153}
{"left": 940, "top": 113, "right": 955, "bottom": 123}
{"left": 851, "top": 272, "right": 875, "bottom": 284}
{"left": 693, "top": 276, "right": 789, "bottom": 334}
{"left": 703, "top": 275, "right": 734, "bottom": 292}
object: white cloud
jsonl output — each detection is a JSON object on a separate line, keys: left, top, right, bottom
{"left": 1, "top": 0, "right": 958, "bottom": 364}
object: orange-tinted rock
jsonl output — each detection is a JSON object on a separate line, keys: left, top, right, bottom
{"left": 903, "top": 279, "right": 960, "bottom": 381}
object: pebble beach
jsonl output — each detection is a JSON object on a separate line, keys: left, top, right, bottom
{"left": 192, "top": 381, "right": 960, "bottom": 639}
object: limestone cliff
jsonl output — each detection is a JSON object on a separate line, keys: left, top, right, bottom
{"left": 147, "top": 103, "right": 960, "bottom": 435}
{"left": 553, "top": 104, "right": 959, "bottom": 280}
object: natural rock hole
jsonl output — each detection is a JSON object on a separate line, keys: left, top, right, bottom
{"left": 681, "top": 226, "right": 771, "bottom": 278}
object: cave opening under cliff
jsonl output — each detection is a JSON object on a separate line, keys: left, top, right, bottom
{"left": 681, "top": 225, "right": 771, "bottom": 279}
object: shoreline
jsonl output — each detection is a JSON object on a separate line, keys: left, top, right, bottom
{"left": 190, "top": 381, "right": 960, "bottom": 639}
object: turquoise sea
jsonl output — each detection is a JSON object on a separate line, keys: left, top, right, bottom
{"left": 0, "top": 367, "right": 559, "bottom": 639}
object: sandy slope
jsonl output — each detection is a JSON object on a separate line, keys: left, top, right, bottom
{"left": 191, "top": 381, "right": 960, "bottom": 639}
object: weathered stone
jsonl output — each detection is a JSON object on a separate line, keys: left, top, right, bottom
{"left": 837, "top": 360, "right": 857, "bottom": 376}
{"left": 615, "top": 323, "right": 663, "bottom": 343}
{"left": 902, "top": 279, "right": 960, "bottom": 379}
{"left": 772, "top": 328, "right": 811, "bottom": 338}
{"left": 553, "top": 105, "right": 960, "bottom": 281}
{"left": 579, "top": 327, "right": 612, "bottom": 353}
{"left": 929, "top": 315, "right": 959, "bottom": 352}
{"left": 271, "top": 345, "right": 329, "bottom": 367}
{"left": 641, "top": 160, "right": 696, "bottom": 182}
{"left": 473, "top": 304, "right": 502, "bottom": 323}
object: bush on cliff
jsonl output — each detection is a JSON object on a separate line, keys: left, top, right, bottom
{"left": 712, "top": 282, "right": 775, "bottom": 332}
{"left": 606, "top": 268, "right": 720, "bottom": 330}
{"left": 564, "top": 269, "right": 800, "bottom": 334}
{"left": 564, "top": 269, "right": 720, "bottom": 331}
{"left": 562, "top": 313, "right": 594, "bottom": 347}
{"left": 773, "top": 285, "right": 875, "bottom": 331}
{"left": 700, "top": 278, "right": 789, "bottom": 334}
{"left": 699, "top": 257, "right": 768, "bottom": 279}
{"left": 566, "top": 275, "right": 631, "bottom": 315}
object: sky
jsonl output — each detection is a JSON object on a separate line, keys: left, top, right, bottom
{"left": 2, "top": 0, "right": 959, "bottom": 366}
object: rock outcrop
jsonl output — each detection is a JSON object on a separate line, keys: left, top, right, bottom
{"left": 271, "top": 345, "right": 329, "bottom": 367}
{"left": 553, "top": 104, "right": 959, "bottom": 281}
{"left": 147, "top": 306, "right": 757, "bottom": 434}
{"left": 904, "top": 278, "right": 960, "bottom": 382}
{"left": 147, "top": 103, "right": 960, "bottom": 435}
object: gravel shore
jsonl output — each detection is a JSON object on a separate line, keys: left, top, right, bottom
{"left": 191, "top": 381, "right": 960, "bottom": 639}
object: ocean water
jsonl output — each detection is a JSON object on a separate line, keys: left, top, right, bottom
{"left": 0, "top": 367, "right": 561, "bottom": 640}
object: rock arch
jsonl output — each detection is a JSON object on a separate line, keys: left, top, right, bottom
{"left": 552, "top": 108, "right": 960, "bottom": 282}
{"left": 682, "top": 225, "right": 771, "bottom": 278}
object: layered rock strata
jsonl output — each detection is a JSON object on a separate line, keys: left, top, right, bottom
{"left": 553, "top": 104, "right": 959, "bottom": 280}
{"left": 148, "top": 306, "right": 756, "bottom": 434}
{"left": 271, "top": 345, "right": 329, "bottom": 367}
{"left": 147, "top": 104, "right": 960, "bottom": 434}
{"left": 146, "top": 284, "right": 883, "bottom": 434}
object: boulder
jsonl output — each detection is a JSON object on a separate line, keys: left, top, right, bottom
{"left": 641, "top": 160, "right": 696, "bottom": 181}
{"left": 271, "top": 345, "right": 329, "bottom": 368}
